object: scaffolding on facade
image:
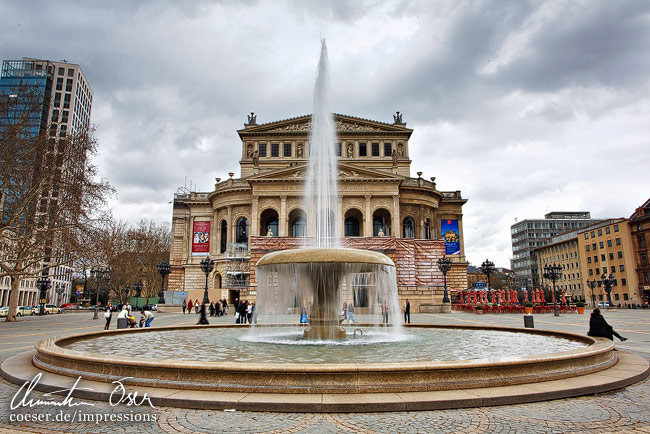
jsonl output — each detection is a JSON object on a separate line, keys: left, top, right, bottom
{"left": 224, "top": 242, "right": 250, "bottom": 289}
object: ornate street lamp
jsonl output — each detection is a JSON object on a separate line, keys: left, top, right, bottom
{"left": 157, "top": 261, "right": 171, "bottom": 304}
{"left": 437, "top": 256, "right": 452, "bottom": 303}
{"left": 91, "top": 270, "right": 110, "bottom": 319}
{"left": 480, "top": 259, "right": 495, "bottom": 303}
{"left": 200, "top": 256, "right": 215, "bottom": 304}
{"left": 133, "top": 282, "right": 143, "bottom": 310}
{"left": 543, "top": 263, "right": 562, "bottom": 316}
{"left": 601, "top": 273, "right": 616, "bottom": 307}
{"left": 586, "top": 279, "right": 598, "bottom": 307}
{"left": 36, "top": 278, "right": 51, "bottom": 316}
{"left": 124, "top": 284, "right": 131, "bottom": 304}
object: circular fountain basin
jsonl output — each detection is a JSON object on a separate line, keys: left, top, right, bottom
{"left": 32, "top": 324, "right": 616, "bottom": 394}
{"left": 256, "top": 247, "right": 395, "bottom": 267}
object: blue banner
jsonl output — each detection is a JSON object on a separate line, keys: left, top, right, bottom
{"left": 441, "top": 219, "right": 460, "bottom": 255}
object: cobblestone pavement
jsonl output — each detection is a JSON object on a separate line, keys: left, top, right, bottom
{"left": 1, "top": 309, "right": 649, "bottom": 433}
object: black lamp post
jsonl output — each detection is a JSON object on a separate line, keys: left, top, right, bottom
{"left": 601, "top": 273, "right": 616, "bottom": 307}
{"left": 543, "top": 263, "right": 562, "bottom": 316}
{"left": 200, "top": 256, "right": 215, "bottom": 304}
{"left": 480, "top": 259, "right": 495, "bottom": 303}
{"left": 91, "top": 270, "right": 110, "bottom": 319}
{"left": 36, "top": 278, "right": 51, "bottom": 316}
{"left": 124, "top": 284, "right": 130, "bottom": 305}
{"left": 133, "top": 282, "right": 143, "bottom": 310}
{"left": 437, "top": 256, "right": 452, "bottom": 303}
{"left": 586, "top": 279, "right": 598, "bottom": 307}
{"left": 157, "top": 261, "right": 171, "bottom": 304}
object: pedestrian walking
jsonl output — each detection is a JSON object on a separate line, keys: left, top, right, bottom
{"left": 194, "top": 299, "right": 200, "bottom": 313}
{"left": 381, "top": 300, "right": 389, "bottom": 324}
{"left": 209, "top": 302, "right": 215, "bottom": 317}
{"left": 404, "top": 298, "right": 410, "bottom": 324}
{"left": 182, "top": 299, "right": 187, "bottom": 314}
{"left": 187, "top": 299, "right": 193, "bottom": 313}
{"left": 103, "top": 303, "right": 113, "bottom": 330}
{"left": 346, "top": 303, "right": 356, "bottom": 324}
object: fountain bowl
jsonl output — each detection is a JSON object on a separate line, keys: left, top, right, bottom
{"left": 256, "top": 247, "right": 395, "bottom": 267}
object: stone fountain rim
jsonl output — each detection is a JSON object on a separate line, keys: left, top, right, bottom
{"left": 36, "top": 324, "right": 607, "bottom": 371}
{"left": 256, "top": 247, "right": 395, "bottom": 267}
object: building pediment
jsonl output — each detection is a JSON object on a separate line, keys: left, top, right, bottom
{"left": 238, "top": 114, "right": 412, "bottom": 137}
{"left": 247, "top": 162, "right": 404, "bottom": 183}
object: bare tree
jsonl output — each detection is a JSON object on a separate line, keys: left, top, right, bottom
{"left": 1, "top": 81, "right": 113, "bottom": 321}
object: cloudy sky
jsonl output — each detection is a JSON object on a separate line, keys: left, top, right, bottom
{"left": 2, "top": 0, "right": 649, "bottom": 267}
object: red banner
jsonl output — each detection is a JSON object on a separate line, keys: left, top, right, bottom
{"left": 192, "top": 221, "right": 210, "bottom": 255}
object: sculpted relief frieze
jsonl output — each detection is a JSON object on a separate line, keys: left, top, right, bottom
{"left": 343, "top": 197, "right": 365, "bottom": 210}
{"left": 259, "top": 198, "right": 278, "bottom": 210}
{"left": 266, "top": 120, "right": 386, "bottom": 133}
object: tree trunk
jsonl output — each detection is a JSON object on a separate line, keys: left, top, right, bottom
{"left": 5, "top": 277, "right": 20, "bottom": 322}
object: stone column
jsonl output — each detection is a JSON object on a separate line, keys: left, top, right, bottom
{"left": 251, "top": 195, "right": 259, "bottom": 237}
{"left": 227, "top": 206, "right": 233, "bottom": 246}
{"left": 364, "top": 195, "right": 372, "bottom": 237}
{"left": 280, "top": 195, "right": 287, "bottom": 236}
{"left": 457, "top": 215, "right": 466, "bottom": 261}
{"left": 338, "top": 196, "right": 344, "bottom": 238}
{"left": 392, "top": 195, "right": 400, "bottom": 238}
{"left": 419, "top": 205, "right": 425, "bottom": 239}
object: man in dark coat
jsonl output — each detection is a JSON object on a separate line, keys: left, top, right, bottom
{"left": 588, "top": 308, "right": 627, "bottom": 341}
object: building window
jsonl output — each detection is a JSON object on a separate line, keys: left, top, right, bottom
{"left": 402, "top": 217, "right": 415, "bottom": 238}
{"left": 614, "top": 293, "right": 619, "bottom": 301}
{"left": 607, "top": 239, "right": 612, "bottom": 247}
{"left": 591, "top": 231, "right": 595, "bottom": 237}
{"left": 59, "top": 125, "right": 67, "bottom": 137}
{"left": 642, "top": 254, "right": 648, "bottom": 265}
{"left": 609, "top": 253, "right": 614, "bottom": 260}
{"left": 67, "top": 68, "right": 74, "bottom": 77}
{"left": 371, "top": 142, "right": 380, "bottom": 156}
{"left": 265, "top": 217, "right": 279, "bottom": 237}
{"left": 58, "top": 67, "right": 64, "bottom": 75}
{"left": 615, "top": 237, "right": 621, "bottom": 245}
{"left": 384, "top": 142, "right": 392, "bottom": 156}
{"left": 63, "top": 93, "right": 71, "bottom": 108}
{"left": 587, "top": 257, "right": 591, "bottom": 264}
{"left": 66, "top": 79, "right": 73, "bottom": 92}
{"left": 599, "top": 241, "right": 604, "bottom": 249}
{"left": 271, "top": 143, "right": 279, "bottom": 157}
{"left": 623, "top": 293, "right": 629, "bottom": 300}
{"left": 598, "top": 229, "right": 602, "bottom": 236}
{"left": 611, "top": 266, "right": 615, "bottom": 273}
{"left": 359, "top": 142, "right": 367, "bottom": 156}
{"left": 258, "top": 143, "right": 266, "bottom": 157}
{"left": 335, "top": 142, "right": 341, "bottom": 157}
{"left": 283, "top": 143, "right": 291, "bottom": 157}
{"left": 586, "top": 245, "right": 590, "bottom": 252}
{"left": 56, "top": 77, "right": 63, "bottom": 91}
{"left": 235, "top": 217, "right": 248, "bottom": 245}
{"left": 620, "top": 264, "right": 624, "bottom": 272}
{"left": 344, "top": 217, "right": 360, "bottom": 237}
{"left": 606, "top": 227, "right": 610, "bottom": 234}
{"left": 594, "top": 255, "right": 598, "bottom": 262}
{"left": 614, "top": 224, "right": 619, "bottom": 232}
{"left": 61, "top": 110, "right": 68, "bottom": 123}
{"left": 424, "top": 218, "right": 432, "bottom": 240}
{"left": 592, "top": 243, "right": 596, "bottom": 250}
{"left": 595, "top": 267, "right": 600, "bottom": 275}
{"left": 645, "top": 272, "right": 650, "bottom": 283}
{"left": 601, "top": 254, "right": 606, "bottom": 262}
{"left": 220, "top": 220, "right": 227, "bottom": 253}
{"left": 291, "top": 216, "right": 306, "bottom": 237}
{"left": 639, "top": 236, "right": 646, "bottom": 248}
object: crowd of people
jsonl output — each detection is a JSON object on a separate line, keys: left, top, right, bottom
{"left": 181, "top": 297, "right": 256, "bottom": 324}
{"left": 102, "top": 301, "right": 155, "bottom": 330}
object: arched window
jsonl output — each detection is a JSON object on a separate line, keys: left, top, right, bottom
{"left": 424, "top": 218, "right": 432, "bottom": 240}
{"left": 344, "top": 217, "right": 360, "bottom": 237}
{"left": 372, "top": 208, "right": 391, "bottom": 236}
{"left": 260, "top": 209, "right": 279, "bottom": 236}
{"left": 292, "top": 216, "right": 306, "bottom": 237}
{"left": 236, "top": 217, "right": 248, "bottom": 246}
{"left": 403, "top": 217, "right": 415, "bottom": 238}
{"left": 220, "top": 220, "right": 227, "bottom": 253}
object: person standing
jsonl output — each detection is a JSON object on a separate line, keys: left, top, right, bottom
{"left": 381, "top": 300, "right": 389, "bottom": 324}
{"left": 209, "top": 301, "right": 215, "bottom": 317}
{"left": 125, "top": 301, "right": 131, "bottom": 316}
{"left": 588, "top": 308, "right": 627, "bottom": 342}
{"left": 182, "top": 299, "right": 187, "bottom": 314}
{"left": 194, "top": 299, "right": 200, "bottom": 314}
{"left": 103, "top": 303, "right": 113, "bottom": 330}
{"left": 187, "top": 299, "right": 193, "bottom": 314}
{"left": 342, "top": 302, "right": 348, "bottom": 322}
{"left": 346, "top": 303, "right": 356, "bottom": 324}
{"left": 404, "top": 298, "right": 411, "bottom": 324}
{"left": 222, "top": 298, "right": 228, "bottom": 316}
{"left": 246, "top": 301, "right": 253, "bottom": 324}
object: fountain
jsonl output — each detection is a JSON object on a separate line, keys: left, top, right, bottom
{"left": 1, "top": 40, "right": 645, "bottom": 413}
{"left": 253, "top": 39, "right": 402, "bottom": 341}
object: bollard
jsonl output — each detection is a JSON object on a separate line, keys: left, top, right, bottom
{"left": 524, "top": 314, "right": 534, "bottom": 328}
{"left": 117, "top": 318, "right": 127, "bottom": 329}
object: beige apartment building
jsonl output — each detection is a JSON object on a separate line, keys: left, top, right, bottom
{"left": 536, "top": 233, "right": 584, "bottom": 302}
{"left": 577, "top": 219, "right": 639, "bottom": 305}
{"left": 169, "top": 113, "right": 468, "bottom": 311}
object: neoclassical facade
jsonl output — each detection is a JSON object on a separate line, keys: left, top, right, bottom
{"left": 169, "top": 113, "right": 468, "bottom": 311}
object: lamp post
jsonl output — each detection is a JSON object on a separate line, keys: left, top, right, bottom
{"left": 200, "top": 256, "right": 215, "bottom": 304}
{"left": 157, "top": 261, "right": 171, "bottom": 304}
{"left": 91, "top": 270, "right": 110, "bottom": 320}
{"left": 586, "top": 279, "right": 598, "bottom": 307}
{"left": 601, "top": 273, "right": 616, "bottom": 307}
{"left": 36, "top": 278, "right": 51, "bottom": 316}
{"left": 480, "top": 259, "right": 495, "bottom": 303}
{"left": 543, "top": 263, "right": 562, "bottom": 316}
{"left": 124, "top": 284, "right": 130, "bottom": 306}
{"left": 437, "top": 256, "right": 452, "bottom": 303}
{"left": 133, "top": 282, "right": 143, "bottom": 310}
